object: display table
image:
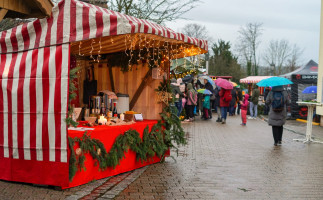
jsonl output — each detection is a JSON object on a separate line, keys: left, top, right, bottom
{"left": 66, "top": 120, "right": 162, "bottom": 189}
{"left": 293, "top": 102, "right": 323, "bottom": 144}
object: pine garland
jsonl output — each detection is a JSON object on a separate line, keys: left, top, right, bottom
{"left": 66, "top": 67, "right": 79, "bottom": 128}
{"left": 68, "top": 77, "right": 186, "bottom": 182}
{"left": 68, "top": 121, "right": 168, "bottom": 182}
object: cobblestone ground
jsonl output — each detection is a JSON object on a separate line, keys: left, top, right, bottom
{"left": 115, "top": 115, "right": 323, "bottom": 200}
{"left": 1, "top": 115, "right": 323, "bottom": 200}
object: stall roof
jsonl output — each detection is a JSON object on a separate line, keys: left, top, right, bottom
{"left": 0, "top": 0, "right": 208, "bottom": 57}
{"left": 280, "top": 60, "right": 318, "bottom": 79}
{"left": 0, "top": 0, "right": 53, "bottom": 20}
{"left": 240, "top": 76, "right": 273, "bottom": 84}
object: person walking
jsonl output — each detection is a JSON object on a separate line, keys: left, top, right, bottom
{"left": 265, "top": 86, "right": 290, "bottom": 146}
{"left": 204, "top": 79, "right": 214, "bottom": 119}
{"left": 184, "top": 83, "right": 197, "bottom": 122}
{"left": 263, "top": 87, "right": 270, "bottom": 115}
{"left": 202, "top": 94, "right": 211, "bottom": 120}
{"left": 236, "top": 86, "right": 243, "bottom": 115}
{"left": 229, "top": 87, "right": 237, "bottom": 116}
{"left": 219, "top": 88, "right": 232, "bottom": 124}
{"left": 170, "top": 79, "right": 183, "bottom": 117}
{"left": 249, "top": 85, "right": 260, "bottom": 119}
{"left": 214, "top": 86, "right": 222, "bottom": 122}
{"left": 240, "top": 94, "right": 249, "bottom": 126}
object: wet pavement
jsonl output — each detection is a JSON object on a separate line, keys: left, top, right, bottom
{"left": 1, "top": 114, "right": 323, "bottom": 199}
{"left": 115, "top": 115, "right": 323, "bottom": 200}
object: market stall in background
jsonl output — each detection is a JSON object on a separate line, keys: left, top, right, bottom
{"left": 239, "top": 76, "right": 273, "bottom": 97}
{"left": 281, "top": 60, "right": 318, "bottom": 119}
{"left": 0, "top": 0, "right": 207, "bottom": 189}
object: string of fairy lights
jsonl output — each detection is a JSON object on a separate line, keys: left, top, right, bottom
{"left": 76, "top": 33, "right": 204, "bottom": 78}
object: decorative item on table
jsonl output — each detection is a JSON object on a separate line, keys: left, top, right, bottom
{"left": 113, "top": 93, "right": 129, "bottom": 114}
{"left": 125, "top": 111, "right": 135, "bottom": 122}
{"left": 89, "top": 95, "right": 102, "bottom": 115}
{"left": 134, "top": 113, "right": 143, "bottom": 121}
{"left": 72, "top": 107, "right": 82, "bottom": 121}
{"left": 98, "top": 115, "right": 107, "bottom": 125}
{"left": 120, "top": 113, "right": 125, "bottom": 121}
{"left": 113, "top": 102, "right": 118, "bottom": 117}
{"left": 84, "top": 116, "right": 97, "bottom": 124}
{"left": 100, "top": 102, "right": 106, "bottom": 116}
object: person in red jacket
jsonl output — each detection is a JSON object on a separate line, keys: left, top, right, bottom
{"left": 219, "top": 88, "right": 232, "bottom": 124}
{"left": 240, "top": 94, "right": 249, "bottom": 126}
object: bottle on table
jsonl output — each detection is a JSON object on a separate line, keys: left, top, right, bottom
{"left": 113, "top": 102, "right": 118, "bottom": 117}
{"left": 100, "top": 102, "right": 106, "bottom": 116}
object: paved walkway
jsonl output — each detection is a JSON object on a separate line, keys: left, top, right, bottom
{"left": 1, "top": 115, "right": 323, "bottom": 199}
{"left": 115, "top": 115, "right": 323, "bottom": 200}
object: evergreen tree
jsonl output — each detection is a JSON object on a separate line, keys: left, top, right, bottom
{"left": 209, "top": 40, "right": 245, "bottom": 83}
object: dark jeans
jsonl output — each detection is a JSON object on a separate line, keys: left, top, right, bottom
{"left": 264, "top": 105, "right": 269, "bottom": 115}
{"left": 237, "top": 103, "right": 241, "bottom": 115}
{"left": 272, "top": 126, "right": 283, "bottom": 143}
{"left": 221, "top": 107, "right": 228, "bottom": 120}
{"left": 229, "top": 106, "right": 235, "bottom": 115}
{"left": 186, "top": 105, "right": 195, "bottom": 119}
{"left": 175, "top": 100, "right": 182, "bottom": 117}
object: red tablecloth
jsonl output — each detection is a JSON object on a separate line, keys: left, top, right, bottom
{"left": 66, "top": 120, "right": 162, "bottom": 189}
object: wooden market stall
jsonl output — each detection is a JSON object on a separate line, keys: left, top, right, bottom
{"left": 0, "top": 0, "right": 207, "bottom": 189}
{"left": 240, "top": 76, "right": 273, "bottom": 96}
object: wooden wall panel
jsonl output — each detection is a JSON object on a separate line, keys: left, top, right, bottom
{"left": 76, "top": 61, "right": 163, "bottom": 120}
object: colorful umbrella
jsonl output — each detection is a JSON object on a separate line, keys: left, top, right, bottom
{"left": 198, "top": 76, "right": 216, "bottom": 89}
{"left": 302, "top": 86, "right": 317, "bottom": 94}
{"left": 214, "top": 78, "right": 233, "bottom": 90}
{"left": 257, "top": 77, "right": 293, "bottom": 87}
{"left": 230, "top": 81, "right": 238, "bottom": 87}
{"left": 197, "top": 89, "right": 213, "bottom": 95}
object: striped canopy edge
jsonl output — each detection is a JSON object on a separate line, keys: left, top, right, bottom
{"left": 0, "top": 0, "right": 208, "bottom": 54}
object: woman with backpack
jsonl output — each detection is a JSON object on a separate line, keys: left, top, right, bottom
{"left": 265, "top": 86, "right": 290, "bottom": 146}
{"left": 219, "top": 88, "right": 232, "bottom": 124}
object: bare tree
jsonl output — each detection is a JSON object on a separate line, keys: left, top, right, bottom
{"left": 263, "top": 39, "right": 290, "bottom": 75}
{"left": 286, "top": 44, "right": 304, "bottom": 72}
{"left": 107, "top": 0, "right": 200, "bottom": 24}
{"left": 181, "top": 23, "right": 212, "bottom": 68}
{"left": 182, "top": 23, "right": 212, "bottom": 42}
{"left": 263, "top": 40, "right": 303, "bottom": 75}
{"left": 52, "top": 0, "right": 200, "bottom": 25}
{"left": 236, "top": 22, "right": 263, "bottom": 75}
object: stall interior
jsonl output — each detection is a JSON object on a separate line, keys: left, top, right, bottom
{"left": 69, "top": 33, "right": 207, "bottom": 121}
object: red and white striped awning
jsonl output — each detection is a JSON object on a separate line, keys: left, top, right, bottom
{"left": 240, "top": 76, "right": 274, "bottom": 84}
{"left": 0, "top": 0, "right": 208, "bottom": 54}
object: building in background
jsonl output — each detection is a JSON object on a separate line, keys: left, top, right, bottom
{"left": 317, "top": 0, "right": 323, "bottom": 125}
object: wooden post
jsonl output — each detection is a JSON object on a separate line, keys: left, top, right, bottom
{"left": 0, "top": 9, "right": 8, "bottom": 21}
{"left": 129, "top": 68, "right": 153, "bottom": 110}
{"left": 108, "top": 65, "right": 115, "bottom": 93}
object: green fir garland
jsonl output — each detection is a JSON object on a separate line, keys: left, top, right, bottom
{"left": 68, "top": 76, "right": 186, "bottom": 182}
{"left": 66, "top": 67, "right": 79, "bottom": 128}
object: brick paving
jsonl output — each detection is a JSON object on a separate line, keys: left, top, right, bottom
{"left": 1, "top": 115, "right": 323, "bottom": 199}
{"left": 115, "top": 115, "right": 323, "bottom": 200}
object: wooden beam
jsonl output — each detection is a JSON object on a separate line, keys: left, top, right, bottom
{"left": 129, "top": 68, "right": 153, "bottom": 110}
{"left": 0, "top": 8, "right": 8, "bottom": 21}
{"left": 1, "top": 0, "right": 31, "bottom": 15}
{"left": 108, "top": 66, "right": 115, "bottom": 93}
{"left": 33, "top": 0, "right": 53, "bottom": 17}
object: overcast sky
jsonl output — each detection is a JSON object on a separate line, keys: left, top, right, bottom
{"left": 166, "top": 0, "right": 321, "bottom": 66}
